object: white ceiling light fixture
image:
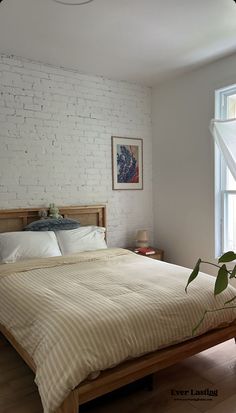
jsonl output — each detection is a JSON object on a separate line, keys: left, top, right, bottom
{"left": 51, "top": 0, "right": 95, "bottom": 5}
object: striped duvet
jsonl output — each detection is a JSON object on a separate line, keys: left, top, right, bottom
{"left": 0, "top": 248, "right": 236, "bottom": 413}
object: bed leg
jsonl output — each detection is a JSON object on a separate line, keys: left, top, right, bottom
{"left": 146, "top": 375, "right": 154, "bottom": 391}
{"left": 56, "top": 389, "right": 79, "bottom": 413}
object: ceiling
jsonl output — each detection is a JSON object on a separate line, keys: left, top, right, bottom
{"left": 0, "top": 0, "right": 236, "bottom": 86}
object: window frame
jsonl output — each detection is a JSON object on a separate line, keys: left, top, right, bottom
{"left": 215, "top": 84, "right": 236, "bottom": 257}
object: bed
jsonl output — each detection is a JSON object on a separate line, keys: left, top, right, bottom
{"left": 0, "top": 205, "right": 236, "bottom": 413}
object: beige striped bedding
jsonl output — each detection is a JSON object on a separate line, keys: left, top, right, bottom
{"left": 0, "top": 248, "right": 236, "bottom": 413}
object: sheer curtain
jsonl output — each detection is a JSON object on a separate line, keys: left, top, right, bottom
{"left": 210, "top": 119, "right": 236, "bottom": 181}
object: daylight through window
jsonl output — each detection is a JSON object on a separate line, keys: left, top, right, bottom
{"left": 215, "top": 86, "right": 236, "bottom": 255}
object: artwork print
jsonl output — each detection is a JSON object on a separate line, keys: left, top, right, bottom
{"left": 112, "top": 137, "right": 143, "bottom": 190}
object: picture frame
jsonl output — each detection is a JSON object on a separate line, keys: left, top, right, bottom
{"left": 111, "top": 136, "right": 143, "bottom": 190}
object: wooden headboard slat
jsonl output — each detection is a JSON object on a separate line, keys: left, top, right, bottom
{"left": 0, "top": 205, "right": 106, "bottom": 233}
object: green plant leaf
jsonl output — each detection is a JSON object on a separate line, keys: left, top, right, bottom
{"left": 192, "top": 309, "right": 207, "bottom": 335}
{"left": 218, "top": 251, "right": 236, "bottom": 263}
{"left": 185, "top": 258, "right": 201, "bottom": 293}
{"left": 214, "top": 264, "right": 228, "bottom": 295}
{"left": 230, "top": 265, "right": 236, "bottom": 279}
{"left": 225, "top": 295, "right": 236, "bottom": 305}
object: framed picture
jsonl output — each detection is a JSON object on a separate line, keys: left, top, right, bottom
{"left": 111, "top": 136, "right": 143, "bottom": 190}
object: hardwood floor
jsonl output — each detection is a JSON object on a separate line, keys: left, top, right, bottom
{"left": 0, "top": 334, "right": 236, "bottom": 413}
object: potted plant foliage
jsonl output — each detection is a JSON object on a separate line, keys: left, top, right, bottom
{"left": 185, "top": 251, "right": 236, "bottom": 333}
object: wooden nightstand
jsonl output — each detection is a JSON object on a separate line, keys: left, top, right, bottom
{"left": 127, "top": 247, "right": 164, "bottom": 261}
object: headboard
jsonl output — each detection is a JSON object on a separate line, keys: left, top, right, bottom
{"left": 0, "top": 205, "right": 106, "bottom": 233}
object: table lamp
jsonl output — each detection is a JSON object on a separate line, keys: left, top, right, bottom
{"left": 136, "top": 230, "right": 149, "bottom": 248}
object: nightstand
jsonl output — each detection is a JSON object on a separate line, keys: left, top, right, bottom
{"left": 127, "top": 247, "right": 164, "bottom": 261}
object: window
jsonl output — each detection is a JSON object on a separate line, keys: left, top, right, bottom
{"left": 215, "top": 85, "right": 236, "bottom": 256}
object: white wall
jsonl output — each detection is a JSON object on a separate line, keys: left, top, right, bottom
{"left": 0, "top": 55, "right": 153, "bottom": 247}
{"left": 152, "top": 53, "right": 236, "bottom": 270}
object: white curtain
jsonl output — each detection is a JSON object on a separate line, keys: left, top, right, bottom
{"left": 210, "top": 119, "right": 236, "bottom": 181}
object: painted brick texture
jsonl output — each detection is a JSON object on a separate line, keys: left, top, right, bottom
{"left": 0, "top": 55, "right": 153, "bottom": 246}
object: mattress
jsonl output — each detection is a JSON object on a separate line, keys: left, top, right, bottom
{"left": 0, "top": 248, "right": 236, "bottom": 413}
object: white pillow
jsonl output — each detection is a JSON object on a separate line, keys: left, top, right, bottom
{"left": 0, "top": 231, "right": 62, "bottom": 263}
{"left": 56, "top": 226, "right": 107, "bottom": 255}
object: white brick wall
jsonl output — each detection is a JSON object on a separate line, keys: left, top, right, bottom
{"left": 0, "top": 55, "right": 153, "bottom": 247}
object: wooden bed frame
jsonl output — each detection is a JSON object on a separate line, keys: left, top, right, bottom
{"left": 0, "top": 205, "right": 106, "bottom": 234}
{"left": 0, "top": 205, "right": 236, "bottom": 413}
